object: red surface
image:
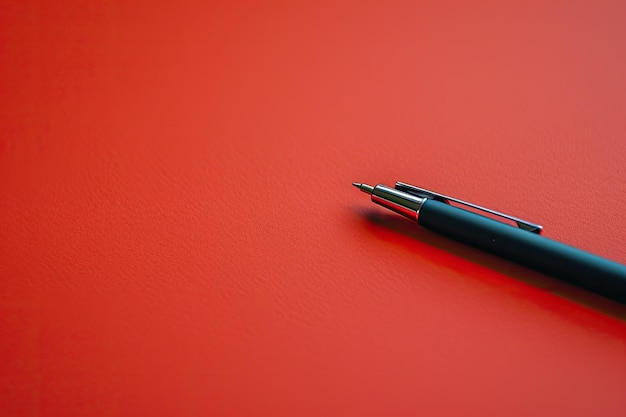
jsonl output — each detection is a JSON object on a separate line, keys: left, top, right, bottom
{"left": 2, "top": 1, "right": 626, "bottom": 415}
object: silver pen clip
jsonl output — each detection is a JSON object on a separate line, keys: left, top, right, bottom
{"left": 395, "top": 182, "right": 543, "bottom": 233}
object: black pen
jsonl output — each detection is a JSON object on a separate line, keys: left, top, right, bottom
{"left": 353, "top": 181, "right": 626, "bottom": 304}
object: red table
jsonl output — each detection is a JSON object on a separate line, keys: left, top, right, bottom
{"left": 2, "top": 1, "right": 626, "bottom": 415}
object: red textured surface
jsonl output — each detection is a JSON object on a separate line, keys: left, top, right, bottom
{"left": 2, "top": 1, "right": 626, "bottom": 415}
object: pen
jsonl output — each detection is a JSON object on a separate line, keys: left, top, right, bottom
{"left": 353, "top": 181, "right": 626, "bottom": 304}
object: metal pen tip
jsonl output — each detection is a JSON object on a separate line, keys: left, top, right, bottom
{"left": 352, "top": 182, "right": 374, "bottom": 194}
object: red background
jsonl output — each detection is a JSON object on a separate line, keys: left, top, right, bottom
{"left": 2, "top": 1, "right": 626, "bottom": 415}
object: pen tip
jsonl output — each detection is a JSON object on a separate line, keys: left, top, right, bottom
{"left": 352, "top": 182, "right": 375, "bottom": 194}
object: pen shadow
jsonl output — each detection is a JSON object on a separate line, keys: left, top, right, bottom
{"left": 361, "top": 209, "right": 626, "bottom": 322}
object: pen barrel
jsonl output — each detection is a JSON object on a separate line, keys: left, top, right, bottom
{"left": 418, "top": 199, "right": 626, "bottom": 304}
